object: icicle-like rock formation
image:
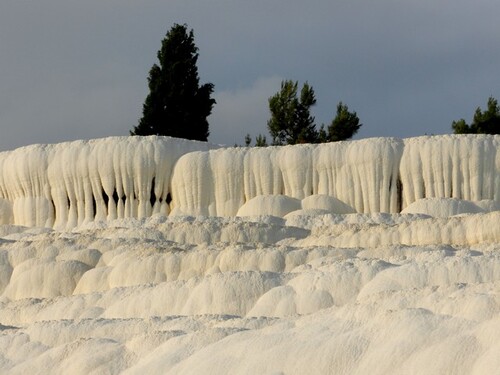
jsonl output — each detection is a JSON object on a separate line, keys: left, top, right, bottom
{"left": 0, "top": 136, "right": 217, "bottom": 229}
{"left": 400, "top": 135, "right": 499, "bottom": 207}
{"left": 0, "top": 134, "right": 498, "bottom": 228}
{"left": 171, "top": 138, "right": 403, "bottom": 216}
{"left": 0, "top": 134, "right": 499, "bottom": 375}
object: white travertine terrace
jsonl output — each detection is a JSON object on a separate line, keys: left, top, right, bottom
{"left": 0, "top": 134, "right": 499, "bottom": 374}
{"left": 0, "top": 134, "right": 498, "bottom": 228}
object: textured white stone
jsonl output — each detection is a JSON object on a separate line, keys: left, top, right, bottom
{"left": 0, "top": 212, "right": 498, "bottom": 374}
{"left": 0, "top": 135, "right": 498, "bottom": 228}
{"left": 401, "top": 197, "right": 486, "bottom": 217}
{"left": 0, "top": 135, "right": 499, "bottom": 374}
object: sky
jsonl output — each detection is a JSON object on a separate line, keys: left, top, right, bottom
{"left": 1, "top": 0, "right": 499, "bottom": 151}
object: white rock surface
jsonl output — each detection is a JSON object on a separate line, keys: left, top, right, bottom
{"left": 400, "top": 135, "right": 499, "bottom": 208}
{"left": 0, "top": 136, "right": 217, "bottom": 229}
{"left": 236, "top": 195, "right": 301, "bottom": 217}
{"left": 475, "top": 199, "right": 500, "bottom": 212}
{"left": 401, "top": 197, "right": 486, "bottom": 217}
{"left": 301, "top": 194, "right": 356, "bottom": 214}
{"left": 0, "top": 212, "right": 498, "bottom": 374}
{"left": 0, "top": 135, "right": 498, "bottom": 228}
{"left": 0, "top": 135, "right": 499, "bottom": 374}
{"left": 0, "top": 198, "right": 12, "bottom": 225}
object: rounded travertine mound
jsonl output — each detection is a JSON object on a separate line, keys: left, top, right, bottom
{"left": 3, "top": 259, "right": 91, "bottom": 299}
{"left": 284, "top": 208, "right": 332, "bottom": 218}
{"left": 0, "top": 213, "right": 498, "bottom": 374}
{"left": 301, "top": 194, "right": 356, "bottom": 214}
{"left": 475, "top": 199, "right": 500, "bottom": 212}
{"left": 236, "top": 195, "right": 301, "bottom": 217}
{"left": 401, "top": 198, "right": 486, "bottom": 217}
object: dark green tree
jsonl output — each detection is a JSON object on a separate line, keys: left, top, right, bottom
{"left": 244, "top": 134, "right": 252, "bottom": 147}
{"left": 267, "top": 80, "right": 318, "bottom": 145}
{"left": 326, "top": 102, "right": 362, "bottom": 142}
{"left": 242, "top": 133, "right": 268, "bottom": 147}
{"left": 267, "top": 80, "right": 363, "bottom": 145}
{"left": 255, "top": 134, "right": 268, "bottom": 147}
{"left": 131, "top": 24, "right": 215, "bottom": 141}
{"left": 452, "top": 96, "right": 500, "bottom": 135}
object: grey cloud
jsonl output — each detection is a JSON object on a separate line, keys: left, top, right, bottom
{"left": 1, "top": 0, "right": 499, "bottom": 151}
{"left": 209, "top": 76, "right": 283, "bottom": 146}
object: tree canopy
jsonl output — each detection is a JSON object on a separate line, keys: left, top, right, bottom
{"left": 324, "top": 102, "right": 362, "bottom": 142}
{"left": 131, "top": 24, "right": 215, "bottom": 141}
{"left": 452, "top": 96, "right": 500, "bottom": 135}
{"left": 266, "top": 80, "right": 362, "bottom": 145}
{"left": 267, "top": 80, "right": 318, "bottom": 145}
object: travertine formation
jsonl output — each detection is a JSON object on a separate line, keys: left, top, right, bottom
{"left": 0, "top": 135, "right": 498, "bottom": 229}
{"left": 0, "top": 135, "right": 499, "bottom": 374}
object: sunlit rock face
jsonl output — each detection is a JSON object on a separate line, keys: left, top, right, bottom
{"left": 0, "top": 134, "right": 498, "bottom": 374}
{"left": 0, "top": 136, "right": 217, "bottom": 229}
{"left": 0, "top": 134, "right": 498, "bottom": 229}
{"left": 0, "top": 211, "right": 499, "bottom": 374}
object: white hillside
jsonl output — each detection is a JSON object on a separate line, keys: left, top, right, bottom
{"left": 0, "top": 135, "right": 499, "bottom": 374}
{"left": 0, "top": 212, "right": 498, "bottom": 374}
{"left": 0, "top": 135, "right": 498, "bottom": 229}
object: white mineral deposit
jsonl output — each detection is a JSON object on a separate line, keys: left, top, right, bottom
{"left": 0, "top": 134, "right": 498, "bottom": 374}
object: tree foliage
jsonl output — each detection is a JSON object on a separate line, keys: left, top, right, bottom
{"left": 131, "top": 24, "right": 215, "bottom": 141}
{"left": 244, "top": 134, "right": 252, "bottom": 147}
{"left": 242, "top": 133, "right": 268, "bottom": 147}
{"left": 452, "top": 96, "right": 500, "bottom": 135}
{"left": 267, "top": 80, "right": 318, "bottom": 145}
{"left": 267, "top": 80, "right": 362, "bottom": 145}
{"left": 325, "top": 102, "right": 362, "bottom": 142}
{"left": 255, "top": 134, "right": 268, "bottom": 147}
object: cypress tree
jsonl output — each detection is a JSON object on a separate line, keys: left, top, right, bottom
{"left": 131, "top": 24, "right": 215, "bottom": 141}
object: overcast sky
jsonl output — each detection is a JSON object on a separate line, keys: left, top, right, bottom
{"left": 1, "top": 0, "right": 499, "bottom": 151}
